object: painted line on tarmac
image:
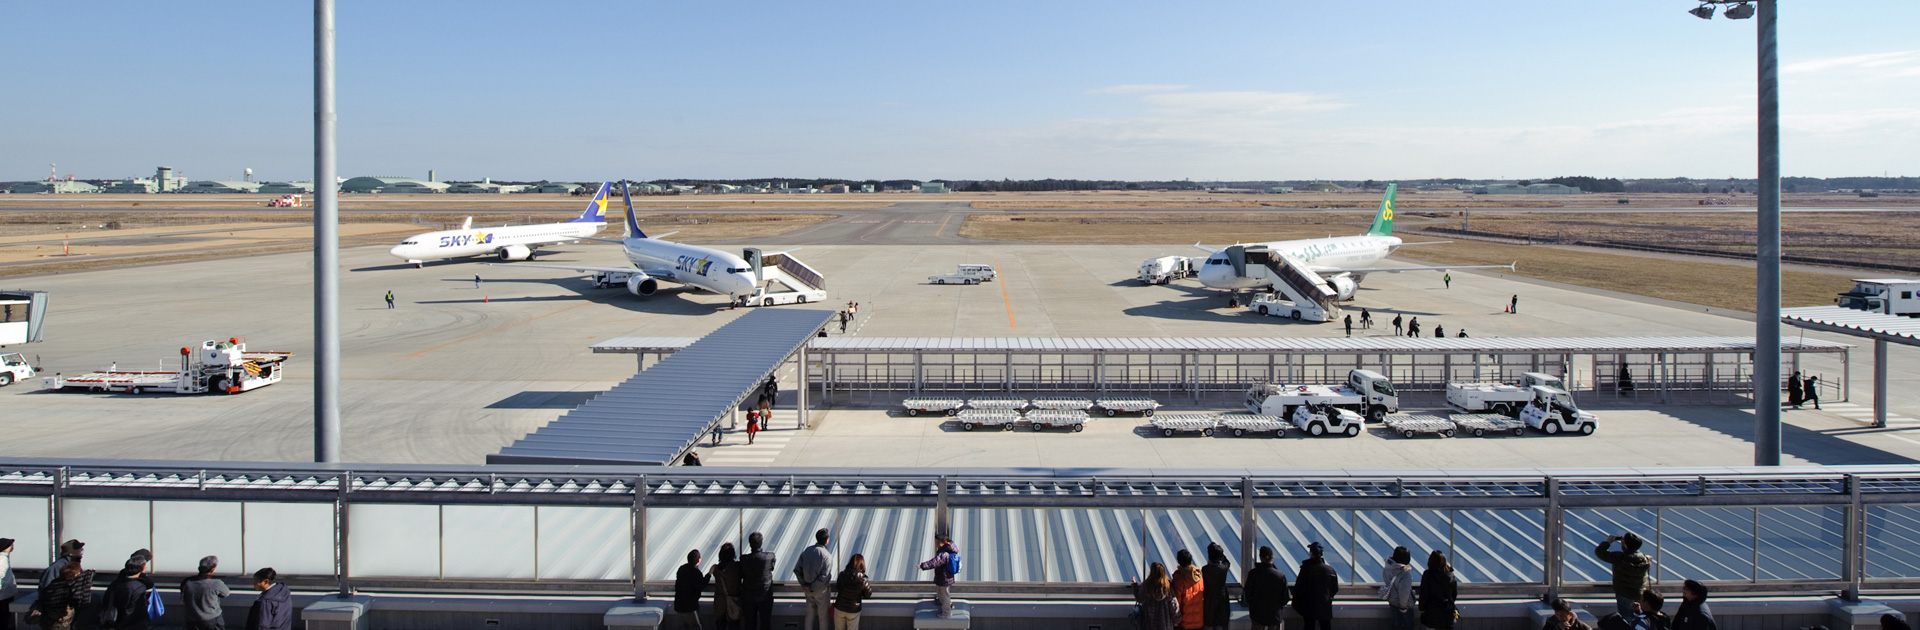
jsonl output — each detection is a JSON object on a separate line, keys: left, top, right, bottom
{"left": 934, "top": 214, "right": 953, "bottom": 238}
{"left": 400, "top": 302, "right": 595, "bottom": 357}
{"left": 995, "top": 258, "right": 1015, "bottom": 330}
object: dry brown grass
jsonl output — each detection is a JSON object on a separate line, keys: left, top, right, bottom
{"left": 0, "top": 194, "right": 892, "bottom": 211}
{"left": 1413, "top": 211, "right": 1920, "bottom": 267}
{"left": 967, "top": 191, "right": 1920, "bottom": 210}
{"left": 960, "top": 212, "right": 1373, "bottom": 243}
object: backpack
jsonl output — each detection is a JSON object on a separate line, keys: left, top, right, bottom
{"left": 147, "top": 585, "right": 167, "bottom": 620}
{"left": 946, "top": 550, "right": 962, "bottom": 576}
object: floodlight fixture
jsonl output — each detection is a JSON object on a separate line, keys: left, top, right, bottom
{"left": 1688, "top": 4, "right": 1716, "bottom": 19}
{"left": 1723, "top": 2, "right": 1755, "bottom": 19}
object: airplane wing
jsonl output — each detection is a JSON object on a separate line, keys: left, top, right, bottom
{"left": 1320, "top": 263, "right": 1516, "bottom": 274}
{"left": 1193, "top": 242, "right": 1221, "bottom": 254}
{"left": 481, "top": 262, "right": 679, "bottom": 281}
{"left": 580, "top": 237, "right": 625, "bottom": 244}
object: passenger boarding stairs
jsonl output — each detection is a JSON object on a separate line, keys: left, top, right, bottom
{"left": 1227, "top": 245, "right": 1341, "bottom": 320}
{"left": 745, "top": 248, "right": 827, "bottom": 295}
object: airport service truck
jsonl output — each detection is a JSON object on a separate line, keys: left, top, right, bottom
{"left": 1519, "top": 386, "right": 1598, "bottom": 435}
{"left": 1838, "top": 279, "right": 1920, "bottom": 316}
{"left": 1244, "top": 369, "right": 1399, "bottom": 423}
{"left": 930, "top": 264, "right": 998, "bottom": 285}
{"left": 1445, "top": 372, "right": 1568, "bottom": 416}
{"left": 1137, "top": 256, "right": 1195, "bottom": 285}
{"left": 0, "top": 352, "right": 34, "bottom": 387}
{"left": 44, "top": 338, "right": 292, "bottom": 395}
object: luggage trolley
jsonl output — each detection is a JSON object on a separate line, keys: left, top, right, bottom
{"left": 967, "top": 394, "right": 1029, "bottom": 411}
{"left": 901, "top": 397, "right": 966, "bottom": 417}
{"left": 1449, "top": 413, "right": 1527, "bottom": 437}
{"left": 956, "top": 409, "right": 1021, "bottom": 432}
{"left": 1219, "top": 413, "right": 1288, "bottom": 438}
{"left": 1030, "top": 396, "right": 1094, "bottom": 411}
{"left": 1024, "top": 409, "right": 1089, "bottom": 432}
{"left": 1151, "top": 413, "right": 1219, "bottom": 437}
{"left": 1383, "top": 413, "right": 1457, "bottom": 439}
{"left": 1094, "top": 396, "right": 1161, "bottom": 417}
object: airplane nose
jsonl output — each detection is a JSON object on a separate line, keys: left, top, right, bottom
{"left": 389, "top": 245, "right": 407, "bottom": 258}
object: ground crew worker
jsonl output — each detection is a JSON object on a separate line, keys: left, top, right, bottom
{"left": 1444, "top": 273, "right": 1452, "bottom": 289}
{"left": 1344, "top": 315, "right": 1352, "bottom": 337}
{"left": 474, "top": 274, "right": 481, "bottom": 289}
{"left": 1510, "top": 294, "right": 1518, "bottom": 314}
{"left": 1360, "top": 309, "right": 1372, "bottom": 329}
{"left": 1434, "top": 325, "right": 1444, "bottom": 338}
{"left": 1392, "top": 314, "right": 1404, "bottom": 336}
{"left": 385, "top": 291, "right": 395, "bottom": 309}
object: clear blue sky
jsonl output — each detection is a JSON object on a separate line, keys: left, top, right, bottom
{"left": 4, "top": 1, "right": 1916, "bottom": 182}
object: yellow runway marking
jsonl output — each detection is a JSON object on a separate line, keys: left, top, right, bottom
{"left": 995, "top": 258, "right": 1015, "bottom": 329}
{"left": 400, "top": 303, "right": 594, "bottom": 357}
{"left": 934, "top": 214, "right": 953, "bottom": 238}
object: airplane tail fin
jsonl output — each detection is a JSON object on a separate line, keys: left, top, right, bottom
{"left": 1366, "top": 183, "right": 1397, "bottom": 236}
{"left": 570, "top": 182, "right": 614, "bottom": 223}
{"left": 622, "top": 181, "right": 648, "bottom": 239}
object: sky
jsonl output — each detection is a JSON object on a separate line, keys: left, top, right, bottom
{"left": 3, "top": 1, "right": 1917, "bottom": 183}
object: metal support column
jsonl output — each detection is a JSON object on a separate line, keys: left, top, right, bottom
{"left": 633, "top": 476, "right": 648, "bottom": 602}
{"left": 312, "top": 0, "right": 341, "bottom": 464}
{"left": 1239, "top": 477, "right": 1255, "bottom": 576}
{"left": 1545, "top": 476, "right": 1564, "bottom": 599}
{"left": 799, "top": 346, "right": 810, "bottom": 429}
{"left": 1874, "top": 338, "right": 1888, "bottom": 428}
{"left": 335, "top": 471, "right": 352, "bottom": 595}
{"left": 1753, "top": 0, "right": 1783, "bottom": 465}
{"left": 1843, "top": 474, "right": 1864, "bottom": 601}
{"left": 49, "top": 467, "right": 66, "bottom": 566}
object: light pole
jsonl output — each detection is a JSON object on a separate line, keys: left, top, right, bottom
{"left": 1688, "top": 0, "right": 1779, "bottom": 465}
{"left": 314, "top": 0, "right": 341, "bottom": 463}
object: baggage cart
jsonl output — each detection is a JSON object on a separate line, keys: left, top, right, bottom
{"left": 1219, "top": 413, "right": 1287, "bottom": 438}
{"left": 1094, "top": 396, "right": 1161, "bottom": 417}
{"left": 902, "top": 397, "right": 966, "bottom": 417}
{"left": 956, "top": 409, "right": 1020, "bottom": 432}
{"left": 1384, "top": 414, "right": 1457, "bottom": 439}
{"left": 967, "top": 394, "right": 1029, "bottom": 411}
{"left": 1151, "top": 413, "right": 1218, "bottom": 437}
{"left": 1030, "top": 396, "right": 1093, "bottom": 411}
{"left": 1449, "top": 413, "right": 1527, "bottom": 437}
{"left": 1024, "top": 409, "right": 1089, "bottom": 432}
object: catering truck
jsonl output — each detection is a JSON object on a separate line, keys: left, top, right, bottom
{"left": 1445, "top": 372, "right": 1569, "bottom": 416}
{"left": 1137, "top": 256, "right": 1195, "bottom": 285}
{"left": 1837, "top": 279, "right": 1920, "bottom": 316}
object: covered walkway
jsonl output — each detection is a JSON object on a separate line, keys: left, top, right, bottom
{"left": 1785, "top": 306, "right": 1920, "bottom": 428}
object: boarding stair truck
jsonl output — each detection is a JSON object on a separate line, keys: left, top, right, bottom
{"left": 740, "top": 248, "right": 828, "bottom": 307}
{"left": 44, "top": 338, "right": 292, "bottom": 394}
{"left": 930, "top": 264, "right": 998, "bottom": 285}
{"left": 1290, "top": 403, "right": 1365, "bottom": 437}
{"left": 1226, "top": 245, "right": 1344, "bottom": 322}
{"left": 1245, "top": 369, "right": 1399, "bottom": 423}
{"left": 1519, "top": 386, "right": 1598, "bottom": 435}
{"left": 0, "top": 353, "right": 33, "bottom": 387}
{"left": 1445, "top": 373, "right": 1568, "bottom": 417}
{"left": 1137, "top": 256, "right": 1195, "bottom": 285}
{"left": 1837, "top": 279, "right": 1920, "bottom": 316}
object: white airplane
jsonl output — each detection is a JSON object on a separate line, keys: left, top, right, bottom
{"left": 484, "top": 181, "right": 772, "bottom": 304}
{"left": 1193, "top": 183, "right": 1513, "bottom": 299}
{"left": 387, "top": 182, "right": 612, "bottom": 267}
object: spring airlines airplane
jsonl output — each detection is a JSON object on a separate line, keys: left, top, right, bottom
{"left": 1194, "top": 183, "right": 1513, "bottom": 300}
{"left": 485, "top": 181, "right": 769, "bottom": 304}
{"left": 387, "top": 182, "right": 612, "bottom": 267}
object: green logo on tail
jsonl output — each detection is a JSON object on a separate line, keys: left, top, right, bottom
{"left": 1367, "top": 183, "right": 1397, "bottom": 236}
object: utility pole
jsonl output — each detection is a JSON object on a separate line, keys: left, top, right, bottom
{"left": 314, "top": 0, "right": 341, "bottom": 463}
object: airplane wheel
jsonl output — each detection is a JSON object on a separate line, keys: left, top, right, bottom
{"left": 962, "top": 422, "right": 976, "bottom": 431}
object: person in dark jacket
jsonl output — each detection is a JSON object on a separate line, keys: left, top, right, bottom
{"left": 674, "top": 550, "right": 710, "bottom": 630}
{"left": 246, "top": 568, "right": 292, "bottom": 630}
{"left": 739, "top": 533, "right": 777, "bottom": 630}
{"left": 1595, "top": 533, "right": 1653, "bottom": 618}
{"left": 1201, "top": 543, "right": 1232, "bottom": 630}
{"left": 1242, "top": 547, "right": 1289, "bottom": 630}
{"left": 1418, "top": 551, "right": 1459, "bottom": 630}
{"left": 1671, "top": 581, "right": 1715, "bottom": 630}
{"left": 30, "top": 563, "right": 93, "bottom": 630}
{"left": 1292, "top": 542, "right": 1339, "bottom": 630}
{"left": 917, "top": 535, "right": 959, "bottom": 618}
{"left": 102, "top": 557, "right": 155, "bottom": 630}
{"left": 1804, "top": 375, "right": 1821, "bottom": 409}
{"left": 1882, "top": 614, "right": 1911, "bottom": 630}
{"left": 1133, "top": 562, "right": 1181, "bottom": 630}
{"left": 1787, "top": 371, "right": 1804, "bottom": 407}
{"left": 709, "top": 544, "right": 743, "bottom": 630}
{"left": 1, "top": 538, "right": 16, "bottom": 630}
{"left": 1543, "top": 598, "right": 1594, "bottom": 630}
{"left": 832, "top": 554, "right": 872, "bottom": 630}
{"left": 180, "top": 555, "right": 233, "bottom": 630}
{"left": 1598, "top": 590, "right": 1669, "bottom": 630}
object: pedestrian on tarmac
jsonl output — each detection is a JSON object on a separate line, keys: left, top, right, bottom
{"left": 1788, "top": 371, "right": 1804, "bottom": 408}
{"left": 1444, "top": 273, "right": 1452, "bottom": 289}
{"left": 1344, "top": 315, "right": 1353, "bottom": 337}
{"left": 1392, "top": 314, "right": 1404, "bottom": 336}
{"left": 474, "top": 275, "right": 482, "bottom": 289}
{"left": 1804, "top": 375, "right": 1821, "bottom": 410}
{"left": 1407, "top": 317, "right": 1421, "bottom": 338}
{"left": 746, "top": 411, "right": 760, "bottom": 445}
{"left": 385, "top": 291, "right": 395, "bottom": 309}
{"left": 1457, "top": 330, "right": 1468, "bottom": 338}
{"left": 1360, "top": 309, "right": 1373, "bottom": 329}
{"left": 1510, "top": 294, "right": 1519, "bottom": 314}
{"left": 1434, "top": 325, "right": 1444, "bottom": 339}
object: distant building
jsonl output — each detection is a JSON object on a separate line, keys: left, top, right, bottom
{"left": 101, "top": 178, "right": 160, "bottom": 193}
{"left": 1473, "top": 183, "right": 1583, "bottom": 195}
{"left": 823, "top": 184, "right": 850, "bottom": 193}
{"left": 530, "top": 183, "right": 582, "bottom": 194}
{"left": 341, "top": 176, "right": 445, "bottom": 193}
{"left": 259, "top": 181, "right": 316, "bottom": 194}
{"left": 178, "top": 180, "right": 262, "bottom": 193}
{"left": 1267, "top": 186, "right": 1294, "bottom": 194}
{"left": 10, "top": 180, "right": 100, "bottom": 194}
{"left": 920, "top": 182, "right": 948, "bottom": 194}
{"left": 384, "top": 180, "right": 452, "bottom": 193}
{"left": 448, "top": 179, "right": 526, "bottom": 194}
{"left": 860, "top": 184, "right": 875, "bottom": 193}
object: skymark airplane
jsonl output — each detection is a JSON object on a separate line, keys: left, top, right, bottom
{"left": 1194, "top": 183, "right": 1513, "bottom": 299}
{"left": 387, "top": 182, "right": 612, "bottom": 267}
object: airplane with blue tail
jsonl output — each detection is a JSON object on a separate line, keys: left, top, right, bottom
{"left": 387, "top": 182, "right": 612, "bottom": 267}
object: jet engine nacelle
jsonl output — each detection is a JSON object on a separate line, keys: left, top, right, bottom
{"left": 626, "top": 275, "right": 659, "bottom": 297}
{"left": 1329, "top": 275, "right": 1358, "bottom": 301}
{"left": 497, "top": 244, "right": 532, "bottom": 261}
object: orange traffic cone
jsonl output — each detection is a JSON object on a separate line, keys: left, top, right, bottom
{"left": 485, "top": 295, "right": 490, "bottom": 303}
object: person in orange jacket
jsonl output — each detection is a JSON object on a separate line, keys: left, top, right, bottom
{"left": 1171, "top": 549, "right": 1206, "bottom": 630}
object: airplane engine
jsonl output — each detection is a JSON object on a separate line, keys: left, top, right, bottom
{"left": 1328, "top": 275, "right": 1358, "bottom": 301}
{"left": 626, "top": 275, "right": 659, "bottom": 297}
{"left": 497, "top": 244, "right": 532, "bottom": 261}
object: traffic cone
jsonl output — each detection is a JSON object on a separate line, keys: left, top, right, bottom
{"left": 484, "top": 295, "right": 489, "bottom": 303}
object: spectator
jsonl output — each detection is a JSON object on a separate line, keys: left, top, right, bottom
{"left": 1595, "top": 533, "right": 1653, "bottom": 618}
{"left": 917, "top": 534, "right": 960, "bottom": 618}
{"left": 46, "top": 540, "right": 83, "bottom": 579}
{"left": 683, "top": 452, "right": 703, "bottom": 467}
{"left": 1672, "top": 581, "right": 1716, "bottom": 630}
{"left": 1242, "top": 546, "right": 1289, "bottom": 630}
{"left": 1393, "top": 314, "right": 1404, "bottom": 336}
{"left": 1379, "top": 546, "right": 1418, "bottom": 630}
{"left": 1434, "top": 325, "right": 1445, "bottom": 338}
{"left": 794, "top": 529, "right": 836, "bottom": 630}
{"left": 103, "top": 556, "right": 155, "bottom": 630}
{"left": 1882, "top": 614, "right": 1910, "bottom": 630}
{"left": 1543, "top": 598, "right": 1593, "bottom": 630}
{"left": 1600, "top": 589, "right": 1671, "bottom": 630}
{"left": 709, "top": 543, "right": 743, "bottom": 630}
{"left": 1292, "top": 542, "right": 1339, "bottom": 630}
{"left": 1419, "top": 550, "right": 1460, "bottom": 630}
{"left": 740, "top": 533, "right": 777, "bottom": 630}
{"left": 675, "top": 550, "right": 710, "bottom": 630}
{"left": 1133, "top": 562, "right": 1181, "bottom": 630}
{"left": 180, "top": 555, "right": 232, "bottom": 630}
{"left": 29, "top": 563, "right": 93, "bottom": 630}
{"left": 1171, "top": 550, "right": 1203, "bottom": 630}
{"left": 0, "top": 538, "right": 15, "bottom": 630}
{"left": 245, "top": 568, "right": 291, "bottom": 630}
{"left": 1201, "top": 543, "right": 1232, "bottom": 630}
{"left": 746, "top": 410, "right": 761, "bottom": 445}
{"left": 1457, "top": 330, "right": 1468, "bottom": 338}
{"left": 833, "top": 554, "right": 872, "bottom": 630}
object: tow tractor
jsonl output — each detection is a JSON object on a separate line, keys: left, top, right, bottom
{"left": 43, "top": 338, "right": 292, "bottom": 395}
{"left": 1245, "top": 369, "right": 1399, "bottom": 422}
{"left": 1291, "top": 403, "right": 1365, "bottom": 437}
{"left": 1445, "top": 373, "right": 1568, "bottom": 417}
{"left": 1519, "top": 386, "right": 1598, "bottom": 435}
{"left": 1, "top": 352, "right": 34, "bottom": 387}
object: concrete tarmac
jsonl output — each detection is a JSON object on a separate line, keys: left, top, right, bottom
{"left": 0, "top": 239, "right": 1913, "bottom": 468}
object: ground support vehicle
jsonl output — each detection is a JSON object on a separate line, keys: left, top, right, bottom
{"left": 44, "top": 338, "right": 291, "bottom": 395}
{"left": 1291, "top": 404, "right": 1364, "bottom": 437}
{"left": 967, "top": 395, "right": 1028, "bottom": 411}
{"left": 930, "top": 264, "right": 998, "bottom": 285}
{"left": 1219, "top": 413, "right": 1287, "bottom": 438}
{"left": 1449, "top": 413, "right": 1527, "bottom": 437}
{"left": 1024, "top": 409, "right": 1088, "bottom": 432}
{"left": 1245, "top": 369, "right": 1398, "bottom": 422}
{"left": 902, "top": 397, "right": 965, "bottom": 417}
{"left": 1520, "top": 387, "right": 1599, "bottom": 435}
{"left": 957, "top": 409, "right": 1020, "bottom": 432}
{"left": 741, "top": 285, "right": 826, "bottom": 307}
{"left": 266, "top": 194, "right": 302, "bottom": 208}
{"left": 1095, "top": 396, "right": 1161, "bottom": 417}
{"left": 1137, "top": 256, "right": 1195, "bottom": 284}
{"left": 1837, "top": 279, "right": 1920, "bottom": 316}
{"left": 1446, "top": 373, "right": 1567, "bottom": 416}
{"left": 1384, "top": 414, "right": 1457, "bottom": 439}
{"left": 1152, "top": 414, "right": 1218, "bottom": 437}
{"left": 1030, "top": 396, "right": 1093, "bottom": 411}
{"left": 1, "top": 352, "right": 34, "bottom": 387}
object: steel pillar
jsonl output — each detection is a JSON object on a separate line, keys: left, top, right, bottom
{"left": 1874, "top": 338, "right": 1887, "bottom": 429}
{"left": 1753, "top": 0, "right": 1783, "bottom": 465}
{"left": 312, "top": 0, "right": 341, "bottom": 463}
{"left": 799, "top": 346, "right": 810, "bottom": 429}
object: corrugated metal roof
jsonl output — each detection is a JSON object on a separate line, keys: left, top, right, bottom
{"left": 592, "top": 335, "right": 1850, "bottom": 355}
{"left": 491, "top": 309, "right": 835, "bottom": 466}
{"left": 1783, "top": 306, "right": 1920, "bottom": 347}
